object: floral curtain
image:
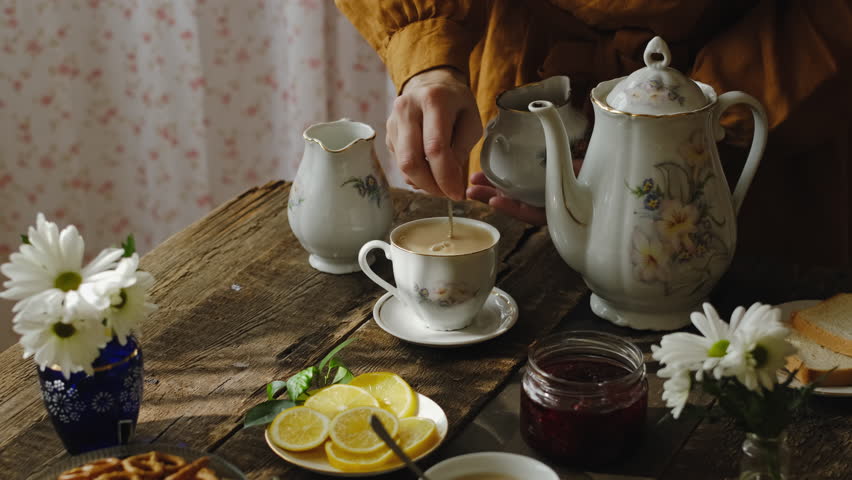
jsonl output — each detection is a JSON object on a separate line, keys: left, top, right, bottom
{"left": 0, "top": 0, "right": 398, "bottom": 259}
{"left": 0, "top": 0, "right": 398, "bottom": 347}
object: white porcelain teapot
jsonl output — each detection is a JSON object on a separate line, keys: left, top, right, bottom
{"left": 530, "top": 37, "right": 768, "bottom": 330}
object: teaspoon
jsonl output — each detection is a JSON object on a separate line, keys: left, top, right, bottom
{"left": 370, "top": 414, "right": 433, "bottom": 480}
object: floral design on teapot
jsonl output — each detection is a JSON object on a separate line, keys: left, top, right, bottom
{"left": 415, "top": 282, "right": 479, "bottom": 307}
{"left": 625, "top": 78, "right": 686, "bottom": 108}
{"left": 341, "top": 173, "right": 388, "bottom": 208}
{"left": 626, "top": 129, "right": 731, "bottom": 295}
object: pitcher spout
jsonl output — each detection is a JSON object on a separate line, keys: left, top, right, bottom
{"left": 528, "top": 100, "right": 592, "bottom": 271}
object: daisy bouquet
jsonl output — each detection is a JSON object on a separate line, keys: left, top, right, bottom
{"left": 1, "top": 214, "right": 157, "bottom": 379}
{"left": 652, "top": 302, "right": 815, "bottom": 438}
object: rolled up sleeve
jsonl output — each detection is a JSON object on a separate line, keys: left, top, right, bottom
{"left": 335, "top": 0, "right": 486, "bottom": 92}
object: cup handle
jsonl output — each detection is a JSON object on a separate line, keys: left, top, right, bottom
{"left": 358, "top": 240, "right": 398, "bottom": 296}
{"left": 480, "top": 133, "right": 516, "bottom": 193}
{"left": 713, "top": 91, "right": 768, "bottom": 216}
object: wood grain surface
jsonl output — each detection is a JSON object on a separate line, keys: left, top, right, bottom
{"left": 0, "top": 181, "right": 849, "bottom": 480}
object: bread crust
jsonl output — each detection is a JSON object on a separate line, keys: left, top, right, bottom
{"left": 790, "top": 294, "right": 852, "bottom": 356}
{"left": 785, "top": 354, "right": 852, "bottom": 387}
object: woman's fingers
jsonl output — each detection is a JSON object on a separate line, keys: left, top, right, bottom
{"left": 489, "top": 196, "right": 547, "bottom": 225}
{"left": 468, "top": 171, "right": 492, "bottom": 187}
{"left": 392, "top": 96, "right": 442, "bottom": 197}
{"left": 466, "top": 183, "right": 501, "bottom": 204}
{"left": 422, "top": 92, "right": 465, "bottom": 200}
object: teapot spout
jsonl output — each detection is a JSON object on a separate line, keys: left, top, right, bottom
{"left": 528, "top": 100, "right": 592, "bottom": 271}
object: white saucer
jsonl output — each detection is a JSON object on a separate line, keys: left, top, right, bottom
{"left": 373, "top": 287, "right": 518, "bottom": 347}
{"left": 776, "top": 300, "right": 852, "bottom": 397}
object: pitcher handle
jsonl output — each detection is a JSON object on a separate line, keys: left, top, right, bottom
{"left": 358, "top": 240, "right": 398, "bottom": 296}
{"left": 713, "top": 91, "right": 768, "bottom": 216}
{"left": 480, "top": 133, "right": 516, "bottom": 193}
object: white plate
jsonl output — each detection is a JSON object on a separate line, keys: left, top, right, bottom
{"left": 265, "top": 393, "right": 448, "bottom": 477}
{"left": 776, "top": 299, "right": 852, "bottom": 397}
{"left": 373, "top": 287, "right": 518, "bottom": 347}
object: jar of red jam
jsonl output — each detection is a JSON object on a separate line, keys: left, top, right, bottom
{"left": 520, "top": 330, "right": 648, "bottom": 466}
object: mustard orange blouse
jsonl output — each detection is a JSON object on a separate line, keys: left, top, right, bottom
{"left": 336, "top": 0, "right": 852, "bottom": 165}
{"left": 336, "top": 0, "right": 852, "bottom": 265}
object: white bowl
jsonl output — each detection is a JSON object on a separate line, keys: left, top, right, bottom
{"left": 424, "top": 451, "right": 558, "bottom": 480}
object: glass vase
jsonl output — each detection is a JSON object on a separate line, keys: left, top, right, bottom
{"left": 37, "top": 335, "right": 144, "bottom": 455}
{"left": 739, "top": 432, "right": 790, "bottom": 480}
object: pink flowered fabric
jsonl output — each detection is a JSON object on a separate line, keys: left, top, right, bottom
{"left": 0, "top": 0, "right": 399, "bottom": 260}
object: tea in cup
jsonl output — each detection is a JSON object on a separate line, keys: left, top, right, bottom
{"left": 424, "top": 452, "right": 559, "bottom": 480}
{"left": 358, "top": 217, "right": 499, "bottom": 331}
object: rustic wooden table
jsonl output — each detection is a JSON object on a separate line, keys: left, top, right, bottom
{"left": 1, "top": 182, "right": 850, "bottom": 479}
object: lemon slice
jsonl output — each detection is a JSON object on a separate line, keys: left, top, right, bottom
{"left": 329, "top": 406, "right": 399, "bottom": 454}
{"left": 324, "top": 441, "right": 395, "bottom": 472}
{"left": 267, "top": 406, "right": 330, "bottom": 452}
{"left": 304, "top": 384, "right": 379, "bottom": 419}
{"left": 397, "top": 416, "right": 439, "bottom": 458}
{"left": 349, "top": 372, "right": 419, "bottom": 418}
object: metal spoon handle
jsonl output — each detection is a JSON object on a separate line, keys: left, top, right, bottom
{"left": 447, "top": 199, "right": 454, "bottom": 238}
{"left": 370, "top": 414, "right": 432, "bottom": 480}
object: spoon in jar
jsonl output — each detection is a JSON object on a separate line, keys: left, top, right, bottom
{"left": 370, "top": 414, "right": 433, "bottom": 480}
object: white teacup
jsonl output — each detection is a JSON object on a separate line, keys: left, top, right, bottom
{"left": 424, "top": 451, "right": 559, "bottom": 480}
{"left": 358, "top": 217, "right": 499, "bottom": 331}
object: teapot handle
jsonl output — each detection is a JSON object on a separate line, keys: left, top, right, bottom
{"left": 714, "top": 91, "right": 768, "bottom": 216}
{"left": 480, "top": 132, "right": 517, "bottom": 193}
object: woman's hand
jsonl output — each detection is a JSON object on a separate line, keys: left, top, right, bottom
{"left": 467, "top": 156, "right": 583, "bottom": 226}
{"left": 466, "top": 172, "right": 547, "bottom": 225}
{"left": 386, "top": 68, "right": 482, "bottom": 201}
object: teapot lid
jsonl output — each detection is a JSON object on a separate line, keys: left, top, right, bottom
{"left": 605, "top": 36, "right": 707, "bottom": 115}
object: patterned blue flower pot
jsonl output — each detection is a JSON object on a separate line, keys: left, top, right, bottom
{"left": 37, "top": 335, "right": 143, "bottom": 455}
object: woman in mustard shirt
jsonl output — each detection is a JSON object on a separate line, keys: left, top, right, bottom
{"left": 336, "top": 0, "right": 852, "bottom": 266}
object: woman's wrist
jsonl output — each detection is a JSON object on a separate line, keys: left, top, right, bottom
{"left": 402, "top": 67, "right": 468, "bottom": 94}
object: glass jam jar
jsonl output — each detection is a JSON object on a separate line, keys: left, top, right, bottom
{"left": 520, "top": 330, "right": 648, "bottom": 466}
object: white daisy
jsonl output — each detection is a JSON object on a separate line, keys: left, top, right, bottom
{"left": 90, "top": 254, "right": 157, "bottom": 345}
{"left": 651, "top": 303, "right": 739, "bottom": 380}
{"left": 0, "top": 213, "right": 124, "bottom": 320}
{"left": 721, "top": 303, "right": 796, "bottom": 392}
{"left": 658, "top": 365, "right": 692, "bottom": 419}
{"left": 13, "top": 302, "right": 111, "bottom": 378}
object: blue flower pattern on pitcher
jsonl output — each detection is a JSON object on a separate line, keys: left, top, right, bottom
{"left": 341, "top": 173, "right": 388, "bottom": 208}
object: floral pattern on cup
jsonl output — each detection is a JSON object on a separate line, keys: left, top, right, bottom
{"left": 626, "top": 130, "right": 730, "bottom": 295}
{"left": 416, "top": 282, "right": 479, "bottom": 308}
{"left": 341, "top": 174, "right": 388, "bottom": 208}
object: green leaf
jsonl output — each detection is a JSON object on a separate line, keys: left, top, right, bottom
{"left": 267, "top": 380, "right": 287, "bottom": 400}
{"left": 121, "top": 234, "right": 136, "bottom": 257}
{"left": 332, "top": 366, "right": 354, "bottom": 385}
{"left": 318, "top": 338, "right": 356, "bottom": 372}
{"left": 20, "top": 234, "right": 29, "bottom": 245}
{"left": 243, "top": 399, "right": 295, "bottom": 428}
{"left": 287, "top": 366, "right": 318, "bottom": 403}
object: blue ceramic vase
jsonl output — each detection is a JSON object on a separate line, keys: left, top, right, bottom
{"left": 37, "top": 335, "right": 143, "bottom": 455}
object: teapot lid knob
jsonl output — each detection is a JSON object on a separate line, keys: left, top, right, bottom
{"left": 643, "top": 36, "right": 671, "bottom": 70}
{"left": 603, "top": 36, "right": 708, "bottom": 115}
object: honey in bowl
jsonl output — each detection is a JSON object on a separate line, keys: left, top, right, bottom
{"left": 520, "top": 331, "right": 648, "bottom": 466}
{"left": 452, "top": 475, "right": 519, "bottom": 480}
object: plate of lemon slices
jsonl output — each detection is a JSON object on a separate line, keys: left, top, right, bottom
{"left": 265, "top": 372, "right": 448, "bottom": 476}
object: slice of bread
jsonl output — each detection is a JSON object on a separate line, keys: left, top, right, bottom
{"left": 790, "top": 293, "right": 852, "bottom": 356}
{"left": 786, "top": 330, "right": 852, "bottom": 387}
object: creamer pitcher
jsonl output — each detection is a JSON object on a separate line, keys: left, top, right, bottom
{"left": 288, "top": 119, "right": 393, "bottom": 274}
